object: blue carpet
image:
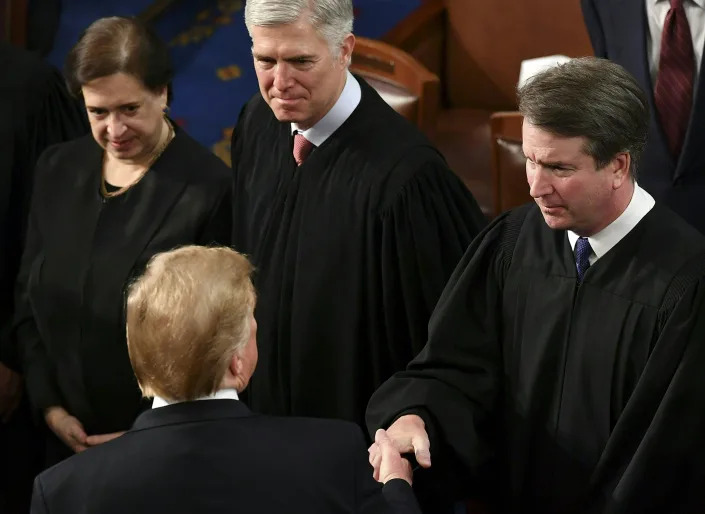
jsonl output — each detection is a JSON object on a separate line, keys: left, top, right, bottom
{"left": 47, "top": 0, "right": 421, "bottom": 162}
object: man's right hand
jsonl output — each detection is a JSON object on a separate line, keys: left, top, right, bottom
{"left": 370, "top": 429, "right": 415, "bottom": 485}
{"left": 368, "top": 414, "right": 432, "bottom": 477}
{"left": 44, "top": 406, "right": 88, "bottom": 453}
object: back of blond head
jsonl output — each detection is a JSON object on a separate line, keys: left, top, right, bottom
{"left": 126, "top": 245, "right": 255, "bottom": 402}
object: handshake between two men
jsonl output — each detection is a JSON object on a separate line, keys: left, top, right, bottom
{"left": 369, "top": 415, "right": 431, "bottom": 482}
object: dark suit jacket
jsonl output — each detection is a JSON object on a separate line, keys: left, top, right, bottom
{"left": 30, "top": 399, "right": 421, "bottom": 514}
{"left": 0, "top": 42, "right": 88, "bottom": 371}
{"left": 14, "top": 131, "right": 231, "bottom": 436}
{"left": 582, "top": 0, "right": 705, "bottom": 233}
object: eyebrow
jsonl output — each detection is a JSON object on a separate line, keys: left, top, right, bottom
{"left": 252, "top": 52, "right": 316, "bottom": 61}
{"left": 86, "top": 102, "right": 140, "bottom": 110}
{"left": 534, "top": 158, "right": 576, "bottom": 169}
{"left": 522, "top": 151, "right": 576, "bottom": 169}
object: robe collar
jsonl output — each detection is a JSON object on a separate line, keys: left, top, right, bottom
{"left": 290, "top": 70, "right": 361, "bottom": 147}
{"left": 567, "top": 183, "right": 655, "bottom": 263}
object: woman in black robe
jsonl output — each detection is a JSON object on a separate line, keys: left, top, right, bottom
{"left": 13, "top": 16, "right": 231, "bottom": 466}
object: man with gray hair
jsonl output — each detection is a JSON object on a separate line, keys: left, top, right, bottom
{"left": 367, "top": 57, "right": 705, "bottom": 512}
{"left": 230, "top": 0, "right": 486, "bottom": 435}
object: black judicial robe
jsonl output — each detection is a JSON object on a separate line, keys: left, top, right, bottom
{"left": 0, "top": 42, "right": 88, "bottom": 371}
{"left": 14, "top": 129, "right": 231, "bottom": 435}
{"left": 231, "top": 79, "right": 487, "bottom": 428}
{"left": 367, "top": 203, "right": 705, "bottom": 513}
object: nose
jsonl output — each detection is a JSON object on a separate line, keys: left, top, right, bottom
{"left": 106, "top": 113, "right": 127, "bottom": 139}
{"left": 527, "top": 164, "right": 553, "bottom": 199}
{"left": 273, "top": 63, "right": 294, "bottom": 92}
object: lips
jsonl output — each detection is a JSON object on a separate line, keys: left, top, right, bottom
{"left": 109, "top": 139, "right": 133, "bottom": 149}
{"left": 541, "top": 205, "right": 565, "bottom": 214}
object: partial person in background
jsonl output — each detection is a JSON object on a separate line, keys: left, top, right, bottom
{"left": 582, "top": 0, "right": 705, "bottom": 233}
{"left": 31, "top": 245, "right": 421, "bottom": 514}
{"left": 230, "top": 0, "right": 485, "bottom": 454}
{"left": 13, "top": 16, "right": 231, "bottom": 469}
{"left": 368, "top": 57, "right": 705, "bottom": 513}
{"left": 0, "top": 40, "right": 88, "bottom": 514}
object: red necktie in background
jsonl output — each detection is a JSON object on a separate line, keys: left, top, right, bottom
{"left": 654, "top": 0, "right": 695, "bottom": 158}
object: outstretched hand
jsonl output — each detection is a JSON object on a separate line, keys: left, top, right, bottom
{"left": 86, "top": 431, "right": 126, "bottom": 446}
{"left": 369, "top": 428, "right": 415, "bottom": 485}
{"left": 368, "top": 414, "right": 431, "bottom": 485}
{"left": 45, "top": 406, "right": 88, "bottom": 453}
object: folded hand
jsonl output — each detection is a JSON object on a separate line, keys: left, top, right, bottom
{"left": 45, "top": 406, "right": 88, "bottom": 453}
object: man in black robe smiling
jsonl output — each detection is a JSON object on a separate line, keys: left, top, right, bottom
{"left": 367, "top": 57, "right": 705, "bottom": 513}
{"left": 230, "top": 0, "right": 486, "bottom": 433}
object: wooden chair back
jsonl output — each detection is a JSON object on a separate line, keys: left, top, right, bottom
{"left": 490, "top": 111, "right": 532, "bottom": 217}
{"left": 352, "top": 35, "right": 440, "bottom": 135}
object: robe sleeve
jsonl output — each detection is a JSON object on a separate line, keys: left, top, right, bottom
{"left": 377, "top": 151, "right": 487, "bottom": 370}
{"left": 585, "top": 271, "right": 705, "bottom": 513}
{"left": 196, "top": 180, "right": 232, "bottom": 247}
{"left": 13, "top": 149, "right": 64, "bottom": 412}
{"left": 368, "top": 207, "right": 525, "bottom": 501}
{"left": 17, "top": 63, "right": 88, "bottom": 247}
{"left": 26, "top": 66, "right": 88, "bottom": 166}
{"left": 0, "top": 59, "right": 87, "bottom": 371}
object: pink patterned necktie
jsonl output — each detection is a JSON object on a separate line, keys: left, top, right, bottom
{"left": 293, "top": 132, "right": 314, "bottom": 166}
{"left": 654, "top": 0, "right": 695, "bottom": 158}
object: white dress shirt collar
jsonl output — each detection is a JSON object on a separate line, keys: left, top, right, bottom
{"left": 152, "top": 388, "right": 239, "bottom": 409}
{"left": 650, "top": 0, "right": 705, "bottom": 9}
{"left": 290, "top": 70, "right": 361, "bottom": 147}
{"left": 567, "top": 183, "right": 655, "bottom": 264}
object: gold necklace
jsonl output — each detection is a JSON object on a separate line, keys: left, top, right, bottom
{"left": 100, "top": 117, "right": 175, "bottom": 199}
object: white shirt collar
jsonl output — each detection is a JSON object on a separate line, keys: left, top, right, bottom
{"left": 290, "top": 70, "right": 361, "bottom": 147}
{"left": 652, "top": 0, "right": 705, "bottom": 8}
{"left": 567, "top": 183, "right": 655, "bottom": 263}
{"left": 151, "top": 388, "right": 239, "bottom": 409}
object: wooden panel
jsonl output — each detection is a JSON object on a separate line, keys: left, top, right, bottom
{"left": 490, "top": 111, "right": 531, "bottom": 216}
{"left": 352, "top": 36, "right": 440, "bottom": 135}
{"left": 383, "top": 0, "right": 446, "bottom": 81}
{"left": 0, "top": 0, "right": 28, "bottom": 47}
{"left": 445, "top": 0, "right": 593, "bottom": 110}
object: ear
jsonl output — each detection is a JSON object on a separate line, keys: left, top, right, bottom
{"left": 339, "top": 33, "right": 355, "bottom": 67}
{"left": 231, "top": 352, "right": 243, "bottom": 376}
{"left": 158, "top": 86, "right": 168, "bottom": 109}
{"left": 611, "top": 152, "right": 631, "bottom": 189}
{"left": 228, "top": 351, "right": 248, "bottom": 392}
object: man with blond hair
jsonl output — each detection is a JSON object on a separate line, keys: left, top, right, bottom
{"left": 30, "top": 246, "right": 420, "bottom": 514}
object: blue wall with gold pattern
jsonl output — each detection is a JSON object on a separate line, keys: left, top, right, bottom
{"left": 47, "top": 0, "right": 421, "bottom": 164}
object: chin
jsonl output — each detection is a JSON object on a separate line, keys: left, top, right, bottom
{"left": 541, "top": 213, "right": 572, "bottom": 231}
{"left": 272, "top": 109, "right": 302, "bottom": 123}
{"left": 108, "top": 148, "right": 138, "bottom": 159}
{"left": 271, "top": 111, "right": 295, "bottom": 123}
